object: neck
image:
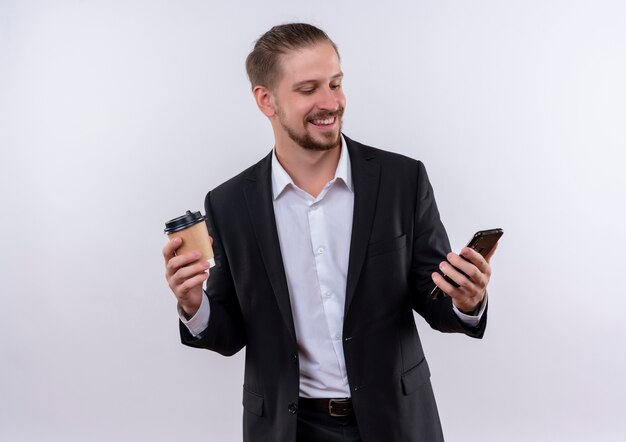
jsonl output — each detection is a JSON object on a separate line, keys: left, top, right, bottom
{"left": 274, "top": 137, "right": 342, "bottom": 198}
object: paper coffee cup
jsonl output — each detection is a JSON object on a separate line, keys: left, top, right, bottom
{"left": 164, "top": 210, "right": 215, "bottom": 268}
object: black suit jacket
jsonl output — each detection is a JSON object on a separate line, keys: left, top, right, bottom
{"left": 180, "top": 135, "right": 487, "bottom": 442}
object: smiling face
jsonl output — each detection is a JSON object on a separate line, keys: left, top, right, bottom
{"left": 266, "top": 42, "right": 346, "bottom": 152}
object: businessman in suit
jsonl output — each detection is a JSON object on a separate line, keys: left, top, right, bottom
{"left": 163, "top": 23, "right": 497, "bottom": 442}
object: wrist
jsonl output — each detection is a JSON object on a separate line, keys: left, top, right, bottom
{"left": 181, "top": 302, "right": 200, "bottom": 320}
{"left": 456, "top": 304, "right": 479, "bottom": 316}
{"left": 453, "top": 294, "right": 485, "bottom": 316}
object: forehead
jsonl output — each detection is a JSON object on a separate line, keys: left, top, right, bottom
{"left": 277, "top": 42, "right": 341, "bottom": 85}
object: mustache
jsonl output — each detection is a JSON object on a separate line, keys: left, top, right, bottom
{"left": 306, "top": 107, "right": 345, "bottom": 120}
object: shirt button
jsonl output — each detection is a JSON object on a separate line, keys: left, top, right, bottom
{"left": 334, "top": 333, "right": 342, "bottom": 341}
{"left": 316, "top": 247, "right": 325, "bottom": 255}
{"left": 323, "top": 291, "right": 332, "bottom": 299}
{"left": 288, "top": 403, "right": 298, "bottom": 414}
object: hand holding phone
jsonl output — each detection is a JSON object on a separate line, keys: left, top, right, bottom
{"left": 431, "top": 228, "right": 503, "bottom": 300}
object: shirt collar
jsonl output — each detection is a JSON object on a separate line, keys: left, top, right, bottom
{"left": 271, "top": 134, "right": 353, "bottom": 200}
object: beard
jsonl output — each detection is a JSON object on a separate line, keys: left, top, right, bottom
{"left": 277, "top": 107, "right": 344, "bottom": 152}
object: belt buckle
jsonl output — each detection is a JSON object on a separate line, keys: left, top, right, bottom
{"left": 328, "top": 398, "right": 350, "bottom": 417}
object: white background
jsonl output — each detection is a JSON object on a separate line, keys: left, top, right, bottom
{"left": 1, "top": 1, "right": 625, "bottom": 441}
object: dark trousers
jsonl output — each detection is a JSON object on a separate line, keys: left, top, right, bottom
{"left": 296, "top": 407, "right": 362, "bottom": 442}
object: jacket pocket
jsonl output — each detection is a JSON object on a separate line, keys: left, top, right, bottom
{"left": 242, "top": 386, "right": 264, "bottom": 417}
{"left": 401, "top": 358, "right": 431, "bottom": 395}
{"left": 367, "top": 234, "right": 407, "bottom": 258}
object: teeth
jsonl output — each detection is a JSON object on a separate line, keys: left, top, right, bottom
{"left": 312, "top": 117, "right": 334, "bottom": 125}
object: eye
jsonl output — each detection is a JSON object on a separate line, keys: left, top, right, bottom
{"left": 330, "top": 83, "right": 342, "bottom": 90}
{"left": 299, "top": 88, "right": 315, "bottom": 95}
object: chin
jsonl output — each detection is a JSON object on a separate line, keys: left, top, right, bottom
{"left": 283, "top": 128, "right": 338, "bottom": 152}
{"left": 304, "top": 133, "right": 341, "bottom": 152}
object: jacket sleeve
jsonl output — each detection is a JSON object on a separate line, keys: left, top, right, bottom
{"left": 179, "top": 191, "right": 246, "bottom": 356}
{"left": 409, "top": 161, "right": 487, "bottom": 338}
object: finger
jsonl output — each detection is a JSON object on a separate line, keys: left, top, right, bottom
{"left": 460, "top": 247, "right": 490, "bottom": 275}
{"left": 432, "top": 271, "right": 484, "bottom": 310}
{"left": 484, "top": 241, "right": 499, "bottom": 263}
{"left": 446, "top": 252, "right": 475, "bottom": 277}
{"left": 431, "top": 271, "right": 460, "bottom": 297}
{"left": 166, "top": 250, "right": 203, "bottom": 278}
{"left": 439, "top": 260, "right": 473, "bottom": 290}
{"left": 177, "top": 272, "right": 209, "bottom": 297}
{"left": 447, "top": 252, "right": 487, "bottom": 288}
{"left": 171, "top": 260, "right": 211, "bottom": 287}
{"left": 163, "top": 237, "right": 182, "bottom": 263}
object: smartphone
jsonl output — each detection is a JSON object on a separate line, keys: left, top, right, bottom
{"left": 430, "top": 228, "right": 503, "bottom": 299}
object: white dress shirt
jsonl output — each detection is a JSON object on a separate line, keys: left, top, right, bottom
{"left": 270, "top": 136, "right": 354, "bottom": 398}
{"left": 179, "top": 136, "right": 486, "bottom": 398}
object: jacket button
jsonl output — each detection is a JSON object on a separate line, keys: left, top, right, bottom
{"left": 288, "top": 403, "right": 298, "bottom": 414}
{"left": 291, "top": 353, "right": 298, "bottom": 363}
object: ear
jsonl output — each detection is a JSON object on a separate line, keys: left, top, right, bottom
{"left": 253, "top": 85, "right": 276, "bottom": 117}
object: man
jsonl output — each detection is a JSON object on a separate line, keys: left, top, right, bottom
{"left": 163, "top": 23, "right": 497, "bottom": 442}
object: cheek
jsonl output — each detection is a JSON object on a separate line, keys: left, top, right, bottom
{"left": 285, "top": 97, "right": 326, "bottom": 123}
{"left": 298, "top": 104, "right": 317, "bottom": 122}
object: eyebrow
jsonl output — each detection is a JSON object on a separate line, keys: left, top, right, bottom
{"left": 292, "top": 72, "right": 344, "bottom": 89}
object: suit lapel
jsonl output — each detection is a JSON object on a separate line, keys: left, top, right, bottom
{"left": 344, "top": 137, "right": 381, "bottom": 315}
{"left": 243, "top": 152, "right": 296, "bottom": 342}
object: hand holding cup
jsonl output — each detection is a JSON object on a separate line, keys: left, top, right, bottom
{"left": 163, "top": 210, "right": 215, "bottom": 318}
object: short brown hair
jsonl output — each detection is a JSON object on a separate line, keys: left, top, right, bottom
{"left": 245, "top": 23, "right": 339, "bottom": 91}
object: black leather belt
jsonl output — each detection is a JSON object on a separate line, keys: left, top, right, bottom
{"left": 298, "top": 397, "right": 353, "bottom": 417}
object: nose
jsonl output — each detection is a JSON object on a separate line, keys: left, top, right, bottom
{"left": 317, "top": 86, "right": 341, "bottom": 112}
